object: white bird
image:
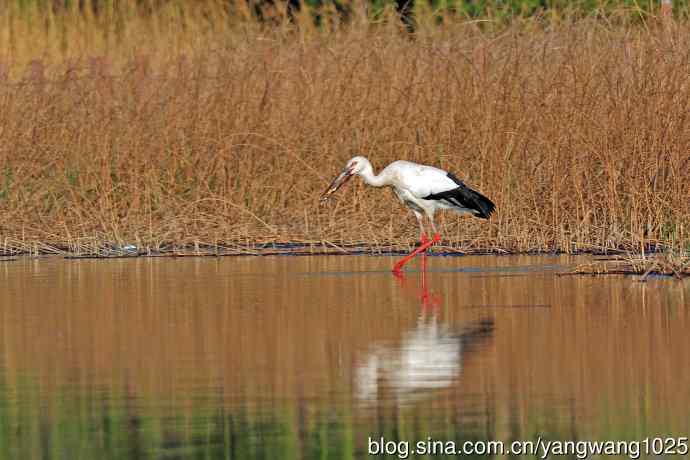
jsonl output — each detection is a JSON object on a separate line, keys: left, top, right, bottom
{"left": 320, "top": 155, "right": 495, "bottom": 273}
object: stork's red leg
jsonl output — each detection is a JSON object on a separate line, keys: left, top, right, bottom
{"left": 392, "top": 233, "right": 441, "bottom": 274}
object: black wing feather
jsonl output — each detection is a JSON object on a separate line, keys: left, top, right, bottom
{"left": 423, "top": 173, "right": 496, "bottom": 219}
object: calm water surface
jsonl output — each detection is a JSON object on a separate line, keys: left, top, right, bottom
{"left": 0, "top": 255, "right": 688, "bottom": 459}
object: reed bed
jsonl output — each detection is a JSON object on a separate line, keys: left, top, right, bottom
{"left": 565, "top": 251, "right": 690, "bottom": 278}
{"left": 0, "top": 6, "right": 689, "bottom": 256}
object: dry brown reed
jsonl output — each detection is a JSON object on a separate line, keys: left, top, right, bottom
{"left": 565, "top": 251, "right": 690, "bottom": 279}
{"left": 0, "top": 8, "right": 689, "bottom": 255}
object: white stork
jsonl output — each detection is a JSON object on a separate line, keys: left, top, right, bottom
{"left": 320, "top": 156, "right": 495, "bottom": 273}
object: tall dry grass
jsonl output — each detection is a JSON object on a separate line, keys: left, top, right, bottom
{"left": 0, "top": 8, "right": 689, "bottom": 255}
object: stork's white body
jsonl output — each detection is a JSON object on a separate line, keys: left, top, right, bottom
{"left": 378, "top": 161, "right": 475, "bottom": 228}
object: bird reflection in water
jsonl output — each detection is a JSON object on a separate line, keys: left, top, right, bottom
{"left": 394, "top": 249, "right": 442, "bottom": 312}
{"left": 356, "top": 254, "right": 494, "bottom": 405}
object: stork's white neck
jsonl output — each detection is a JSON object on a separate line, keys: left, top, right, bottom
{"left": 358, "top": 162, "right": 388, "bottom": 187}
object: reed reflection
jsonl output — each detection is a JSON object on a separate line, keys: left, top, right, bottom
{"left": 1, "top": 256, "right": 688, "bottom": 460}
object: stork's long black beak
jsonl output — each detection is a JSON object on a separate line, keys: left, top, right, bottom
{"left": 320, "top": 167, "right": 354, "bottom": 203}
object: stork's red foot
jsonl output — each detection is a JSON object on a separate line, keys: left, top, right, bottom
{"left": 392, "top": 233, "right": 441, "bottom": 274}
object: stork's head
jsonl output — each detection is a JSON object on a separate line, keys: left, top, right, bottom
{"left": 320, "top": 156, "right": 370, "bottom": 203}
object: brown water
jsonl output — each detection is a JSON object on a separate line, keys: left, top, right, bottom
{"left": 0, "top": 255, "right": 689, "bottom": 459}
